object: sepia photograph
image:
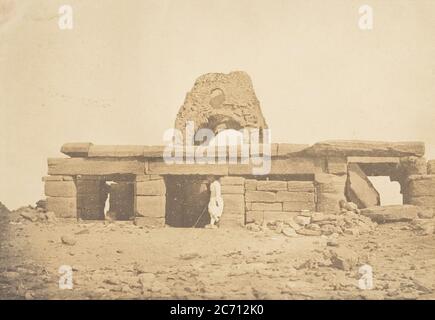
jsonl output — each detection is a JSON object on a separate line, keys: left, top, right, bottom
{"left": 0, "top": 0, "right": 435, "bottom": 310}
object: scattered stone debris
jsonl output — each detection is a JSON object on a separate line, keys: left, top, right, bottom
{"left": 61, "top": 235, "right": 77, "bottom": 246}
{"left": 329, "top": 247, "right": 360, "bottom": 271}
{"left": 246, "top": 202, "right": 377, "bottom": 238}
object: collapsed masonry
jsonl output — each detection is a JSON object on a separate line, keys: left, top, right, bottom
{"left": 42, "top": 72, "right": 435, "bottom": 228}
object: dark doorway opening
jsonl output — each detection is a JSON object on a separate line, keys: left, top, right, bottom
{"left": 76, "top": 174, "right": 135, "bottom": 221}
{"left": 165, "top": 175, "right": 215, "bottom": 228}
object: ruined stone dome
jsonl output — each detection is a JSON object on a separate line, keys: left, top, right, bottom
{"left": 174, "top": 71, "right": 268, "bottom": 142}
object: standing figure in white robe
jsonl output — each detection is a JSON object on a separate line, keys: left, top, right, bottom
{"left": 207, "top": 180, "right": 224, "bottom": 228}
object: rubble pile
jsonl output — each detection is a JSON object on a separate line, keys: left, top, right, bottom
{"left": 246, "top": 201, "right": 377, "bottom": 237}
{"left": 9, "top": 204, "right": 57, "bottom": 224}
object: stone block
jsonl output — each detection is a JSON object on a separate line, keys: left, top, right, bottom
{"left": 283, "top": 201, "right": 316, "bottom": 212}
{"left": 143, "top": 146, "right": 166, "bottom": 158}
{"left": 245, "top": 179, "right": 257, "bottom": 191}
{"left": 407, "top": 196, "right": 435, "bottom": 208}
{"left": 307, "top": 140, "right": 425, "bottom": 157}
{"left": 135, "top": 179, "right": 166, "bottom": 196}
{"left": 251, "top": 202, "right": 282, "bottom": 211}
{"left": 148, "top": 161, "right": 228, "bottom": 175}
{"left": 47, "top": 197, "right": 77, "bottom": 218}
{"left": 316, "top": 193, "right": 345, "bottom": 213}
{"left": 220, "top": 185, "right": 245, "bottom": 194}
{"left": 245, "top": 191, "right": 276, "bottom": 203}
{"left": 61, "top": 142, "right": 93, "bottom": 157}
{"left": 219, "top": 214, "right": 244, "bottom": 228}
{"left": 222, "top": 194, "right": 245, "bottom": 215}
{"left": 405, "top": 175, "right": 435, "bottom": 197}
{"left": 346, "top": 163, "right": 380, "bottom": 208}
{"left": 42, "top": 176, "right": 74, "bottom": 181}
{"left": 400, "top": 156, "right": 427, "bottom": 175}
{"left": 276, "top": 191, "right": 314, "bottom": 202}
{"left": 360, "top": 205, "right": 424, "bottom": 223}
{"left": 315, "top": 173, "right": 346, "bottom": 194}
{"left": 287, "top": 181, "right": 315, "bottom": 192}
{"left": 48, "top": 158, "right": 145, "bottom": 175}
{"left": 45, "top": 181, "right": 77, "bottom": 197}
{"left": 135, "top": 196, "right": 166, "bottom": 218}
{"left": 219, "top": 176, "right": 245, "bottom": 186}
{"left": 256, "top": 181, "right": 287, "bottom": 191}
{"left": 428, "top": 160, "right": 435, "bottom": 174}
{"left": 327, "top": 156, "right": 347, "bottom": 175}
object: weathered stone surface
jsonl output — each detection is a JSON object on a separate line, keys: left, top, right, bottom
{"left": 219, "top": 214, "right": 243, "bottom": 228}
{"left": 143, "top": 146, "right": 166, "bottom": 158}
{"left": 48, "top": 158, "right": 145, "bottom": 175}
{"left": 277, "top": 144, "right": 310, "bottom": 156}
{"left": 360, "top": 205, "right": 425, "bottom": 223}
{"left": 61, "top": 142, "right": 93, "bottom": 157}
{"left": 276, "top": 191, "right": 314, "bottom": 202}
{"left": 315, "top": 173, "right": 346, "bottom": 194}
{"left": 45, "top": 181, "right": 77, "bottom": 197}
{"left": 406, "top": 196, "right": 435, "bottom": 208}
{"left": 405, "top": 175, "right": 435, "bottom": 197}
{"left": 222, "top": 194, "right": 245, "bottom": 215}
{"left": 246, "top": 210, "right": 264, "bottom": 224}
{"left": 228, "top": 157, "right": 317, "bottom": 175}
{"left": 315, "top": 174, "right": 346, "bottom": 213}
{"left": 307, "top": 140, "right": 425, "bottom": 157}
{"left": 400, "top": 156, "right": 427, "bottom": 175}
{"left": 283, "top": 201, "right": 316, "bottom": 212}
{"left": 256, "top": 181, "right": 287, "bottom": 191}
{"left": 251, "top": 202, "right": 282, "bottom": 211}
{"left": 42, "top": 176, "right": 74, "bottom": 181}
{"left": 220, "top": 185, "right": 244, "bottom": 194}
{"left": 135, "top": 196, "right": 166, "bottom": 218}
{"left": 245, "top": 179, "right": 257, "bottom": 191}
{"left": 174, "top": 71, "right": 268, "bottom": 142}
{"left": 346, "top": 163, "right": 380, "bottom": 208}
{"left": 134, "top": 217, "right": 165, "bottom": 228}
{"left": 327, "top": 156, "right": 347, "bottom": 175}
{"left": 296, "top": 228, "right": 322, "bottom": 236}
{"left": 148, "top": 161, "right": 228, "bottom": 175}
{"left": 219, "top": 176, "right": 245, "bottom": 186}
{"left": 428, "top": 160, "right": 435, "bottom": 174}
{"left": 88, "top": 145, "right": 145, "bottom": 157}
{"left": 316, "top": 193, "right": 345, "bottom": 213}
{"left": 347, "top": 156, "right": 400, "bottom": 164}
{"left": 287, "top": 181, "right": 315, "bottom": 192}
{"left": 294, "top": 215, "right": 311, "bottom": 226}
{"left": 330, "top": 247, "right": 359, "bottom": 271}
{"left": 135, "top": 179, "right": 166, "bottom": 196}
{"left": 61, "top": 235, "right": 77, "bottom": 246}
{"left": 47, "top": 197, "right": 77, "bottom": 218}
{"left": 245, "top": 191, "right": 276, "bottom": 203}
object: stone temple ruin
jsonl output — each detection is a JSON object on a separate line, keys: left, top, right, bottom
{"left": 43, "top": 71, "right": 435, "bottom": 228}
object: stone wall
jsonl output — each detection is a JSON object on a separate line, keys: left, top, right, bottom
{"left": 134, "top": 175, "right": 166, "bottom": 228}
{"left": 245, "top": 179, "right": 316, "bottom": 225}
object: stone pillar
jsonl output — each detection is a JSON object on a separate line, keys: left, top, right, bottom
{"left": 44, "top": 176, "right": 77, "bottom": 218}
{"left": 134, "top": 175, "right": 166, "bottom": 228}
{"left": 315, "top": 173, "right": 346, "bottom": 213}
{"left": 219, "top": 176, "right": 245, "bottom": 227}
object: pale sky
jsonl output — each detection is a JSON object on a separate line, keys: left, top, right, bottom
{"left": 1, "top": 0, "right": 434, "bottom": 209}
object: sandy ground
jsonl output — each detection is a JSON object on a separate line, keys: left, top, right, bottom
{"left": 1, "top": 209, "right": 435, "bottom": 300}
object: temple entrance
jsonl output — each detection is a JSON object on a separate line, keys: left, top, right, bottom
{"left": 76, "top": 175, "right": 135, "bottom": 221}
{"left": 165, "top": 176, "right": 213, "bottom": 228}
